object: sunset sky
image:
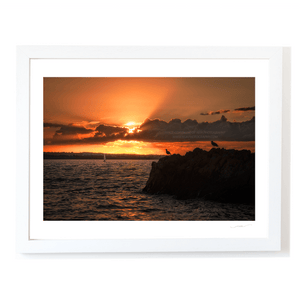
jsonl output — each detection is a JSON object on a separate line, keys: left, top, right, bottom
{"left": 44, "top": 77, "right": 255, "bottom": 155}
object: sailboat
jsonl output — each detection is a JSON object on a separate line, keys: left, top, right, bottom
{"left": 103, "top": 153, "right": 106, "bottom": 162}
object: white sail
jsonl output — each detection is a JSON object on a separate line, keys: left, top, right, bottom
{"left": 103, "top": 154, "right": 106, "bottom": 162}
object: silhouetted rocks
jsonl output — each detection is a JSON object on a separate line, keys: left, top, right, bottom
{"left": 143, "top": 148, "right": 255, "bottom": 205}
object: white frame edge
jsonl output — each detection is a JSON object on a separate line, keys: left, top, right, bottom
{"left": 16, "top": 46, "right": 282, "bottom": 253}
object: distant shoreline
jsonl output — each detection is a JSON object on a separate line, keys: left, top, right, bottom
{"left": 44, "top": 153, "right": 164, "bottom": 160}
{"left": 44, "top": 157, "right": 160, "bottom": 160}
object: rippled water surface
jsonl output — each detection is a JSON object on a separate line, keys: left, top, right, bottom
{"left": 44, "top": 159, "right": 254, "bottom": 221}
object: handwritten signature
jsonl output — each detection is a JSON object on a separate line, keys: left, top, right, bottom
{"left": 230, "top": 224, "right": 252, "bottom": 229}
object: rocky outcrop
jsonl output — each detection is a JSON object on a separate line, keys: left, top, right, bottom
{"left": 143, "top": 148, "right": 255, "bottom": 205}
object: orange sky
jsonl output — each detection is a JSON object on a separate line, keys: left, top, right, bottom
{"left": 44, "top": 77, "right": 255, "bottom": 154}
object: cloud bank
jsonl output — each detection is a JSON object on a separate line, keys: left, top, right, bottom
{"left": 200, "top": 109, "right": 231, "bottom": 115}
{"left": 234, "top": 106, "right": 255, "bottom": 111}
{"left": 200, "top": 106, "right": 255, "bottom": 116}
{"left": 44, "top": 115, "right": 255, "bottom": 145}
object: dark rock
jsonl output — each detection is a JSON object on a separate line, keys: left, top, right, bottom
{"left": 143, "top": 148, "right": 255, "bottom": 205}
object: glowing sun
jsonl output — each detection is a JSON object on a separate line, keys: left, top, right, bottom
{"left": 125, "top": 122, "right": 136, "bottom": 126}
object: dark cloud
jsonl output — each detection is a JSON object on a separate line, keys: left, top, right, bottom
{"left": 200, "top": 109, "right": 230, "bottom": 115}
{"left": 140, "top": 118, "right": 168, "bottom": 131}
{"left": 234, "top": 106, "right": 255, "bottom": 111}
{"left": 45, "top": 115, "right": 255, "bottom": 145}
{"left": 95, "top": 124, "right": 127, "bottom": 136}
{"left": 129, "top": 116, "right": 254, "bottom": 142}
{"left": 44, "top": 123, "right": 64, "bottom": 128}
{"left": 44, "top": 122, "right": 94, "bottom": 136}
{"left": 182, "top": 119, "right": 198, "bottom": 127}
{"left": 44, "top": 123, "right": 95, "bottom": 146}
{"left": 55, "top": 125, "right": 94, "bottom": 136}
{"left": 200, "top": 107, "right": 255, "bottom": 116}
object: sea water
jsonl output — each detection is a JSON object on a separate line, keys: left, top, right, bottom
{"left": 44, "top": 159, "right": 254, "bottom": 221}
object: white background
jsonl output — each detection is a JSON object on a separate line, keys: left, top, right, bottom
{"left": 0, "top": 1, "right": 298, "bottom": 300}
{"left": 30, "top": 59, "right": 269, "bottom": 240}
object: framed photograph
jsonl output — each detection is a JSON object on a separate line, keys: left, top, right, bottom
{"left": 16, "top": 46, "right": 282, "bottom": 253}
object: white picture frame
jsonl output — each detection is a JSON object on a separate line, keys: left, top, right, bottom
{"left": 16, "top": 46, "right": 282, "bottom": 253}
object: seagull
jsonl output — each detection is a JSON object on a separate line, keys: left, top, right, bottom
{"left": 211, "top": 141, "right": 219, "bottom": 147}
{"left": 166, "top": 149, "right": 171, "bottom": 155}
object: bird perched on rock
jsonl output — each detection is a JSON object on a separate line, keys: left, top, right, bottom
{"left": 165, "top": 149, "right": 171, "bottom": 155}
{"left": 211, "top": 141, "right": 219, "bottom": 147}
